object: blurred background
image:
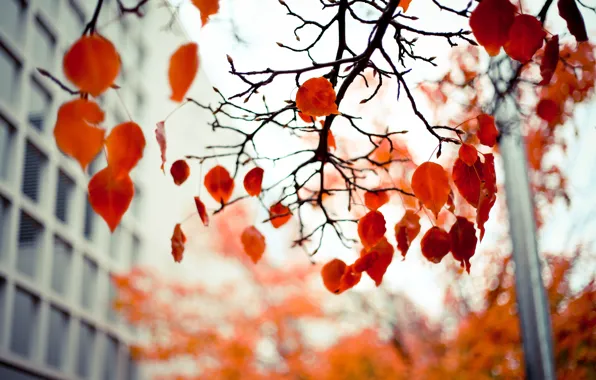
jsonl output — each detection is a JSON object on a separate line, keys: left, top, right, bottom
{"left": 0, "top": 0, "right": 594, "bottom": 379}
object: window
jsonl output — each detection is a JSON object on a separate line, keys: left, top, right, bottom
{"left": 109, "top": 227, "right": 121, "bottom": 259}
{"left": 77, "top": 321, "right": 96, "bottom": 378}
{"left": 0, "top": 0, "right": 26, "bottom": 44}
{"left": 27, "top": 79, "right": 53, "bottom": 132}
{"left": 127, "top": 353, "right": 139, "bottom": 380}
{"left": 55, "top": 170, "right": 74, "bottom": 223}
{"left": 136, "top": 91, "right": 145, "bottom": 118}
{"left": 51, "top": 237, "right": 72, "bottom": 297}
{"left": 32, "top": 18, "right": 56, "bottom": 69}
{"left": 107, "top": 277, "right": 117, "bottom": 322}
{"left": 103, "top": 336, "right": 119, "bottom": 380}
{"left": 0, "top": 115, "right": 15, "bottom": 181}
{"left": 131, "top": 184, "right": 142, "bottom": 219}
{"left": 131, "top": 234, "right": 141, "bottom": 266}
{"left": 46, "top": 306, "right": 70, "bottom": 369}
{"left": 65, "top": 1, "right": 85, "bottom": 40}
{"left": 10, "top": 288, "right": 39, "bottom": 358}
{"left": 0, "top": 277, "right": 5, "bottom": 343}
{"left": 38, "top": 0, "right": 59, "bottom": 18}
{"left": 0, "top": 45, "right": 22, "bottom": 106}
{"left": 0, "top": 197, "right": 11, "bottom": 261}
{"left": 81, "top": 256, "right": 98, "bottom": 311}
{"left": 84, "top": 197, "right": 95, "bottom": 240}
{"left": 17, "top": 212, "right": 43, "bottom": 280}
{"left": 0, "top": 363, "right": 44, "bottom": 380}
{"left": 22, "top": 141, "right": 47, "bottom": 203}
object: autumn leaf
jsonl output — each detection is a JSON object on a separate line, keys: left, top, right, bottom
{"left": 358, "top": 210, "right": 387, "bottom": 249}
{"left": 105, "top": 121, "right": 146, "bottom": 177}
{"left": 482, "top": 153, "right": 497, "bottom": 195}
{"left": 411, "top": 162, "right": 451, "bottom": 218}
{"left": 420, "top": 226, "right": 451, "bottom": 264}
{"left": 327, "top": 129, "right": 336, "bottom": 152}
{"left": 298, "top": 111, "right": 315, "bottom": 123}
{"left": 205, "top": 165, "right": 235, "bottom": 204}
{"left": 54, "top": 99, "right": 105, "bottom": 171}
{"left": 536, "top": 98, "right": 561, "bottom": 123}
{"left": 169, "top": 43, "right": 199, "bottom": 102}
{"left": 504, "top": 15, "right": 546, "bottom": 63}
{"left": 194, "top": 196, "right": 209, "bottom": 226}
{"left": 469, "top": 0, "right": 516, "bottom": 56}
{"left": 458, "top": 144, "right": 478, "bottom": 166}
{"left": 321, "top": 258, "right": 347, "bottom": 294}
{"left": 452, "top": 158, "right": 483, "bottom": 208}
{"left": 362, "top": 237, "right": 394, "bottom": 286}
{"left": 354, "top": 251, "right": 379, "bottom": 273}
{"left": 540, "top": 35, "right": 559, "bottom": 85}
{"left": 477, "top": 114, "right": 498, "bottom": 147}
{"left": 399, "top": 0, "right": 413, "bottom": 12}
{"left": 269, "top": 203, "right": 292, "bottom": 228}
{"left": 449, "top": 216, "right": 478, "bottom": 273}
{"left": 171, "top": 223, "right": 187, "bottom": 263}
{"left": 477, "top": 184, "right": 496, "bottom": 241}
{"left": 295, "top": 77, "right": 340, "bottom": 117}
{"left": 88, "top": 167, "right": 134, "bottom": 232}
{"left": 155, "top": 121, "right": 167, "bottom": 172}
{"left": 364, "top": 190, "right": 390, "bottom": 211}
{"left": 395, "top": 210, "right": 421, "bottom": 258}
{"left": 63, "top": 34, "right": 120, "bottom": 97}
{"left": 558, "top": 0, "right": 588, "bottom": 42}
{"left": 340, "top": 265, "right": 362, "bottom": 292}
{"left": 191, "top": 0, "right": 220, "bottom": 27}
{"left": 170, "top": 160, "right": 190, "bottom": 186}
{"left": 241, "top": 226, "right": 266, "bottom": 264}
{"left": 243, "top": 167, "right": 264, "bottom": 197}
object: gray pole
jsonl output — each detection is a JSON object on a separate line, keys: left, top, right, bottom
{"left": 496, "top": 95, "right": 556, "bottom": 380}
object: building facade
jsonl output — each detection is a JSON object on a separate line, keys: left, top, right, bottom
{"left": 0, "top": 0, "right": 153, "bottom": 378}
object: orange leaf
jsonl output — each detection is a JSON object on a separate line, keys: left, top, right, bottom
{"left": 88, "top": 167, "right": 134, "bottom": 232}
{"left": 411, "top": 162, "right": 451, "bottom": 218}
{"left": 169, "top": 43, "right": 199, "bottom": 102}
{"left": 54, "top": 99, "right": 105, "bottom": 171}
{"left": 558, "top": 0, "right": 588, "bottom": 42}
{"left": 452, "top": 158, "right": 483, "bottom": 208}
{"left": 364, "top": 190, "right": 390, "bottom": 211}
{"left": 420, "top": 226, "right": 451, "bottom": 264}
{"left": 191, "top": 0, "right": 220, "bottom": 27}
{"left": 449, "top": 216, "right": 478, "bottom": 273}
{"left": 105, "top": 121, "right": 146, "bottom": 177}
{"left": 469, "top": 0, "right": 516, "bottom": 56}
{"left": 171, "top": 223, "right": 187, "bottom": 263}
{"left": 241, "top": 226, "right": 266, "bottom": 264}
{"left": 321, "top": 259, "right": 347, "bottom": 294}
{"left": 354, "top": 251, "right": 379, "bottom": 273}
{"left": 477, "top": 184, "right": 496, "bottom": 241}
{"left": 399, "top": 0, "right": 413, "bottom": 12}
{"left": 340, "top": 265, "right": 362, "bottom": 292}
{"left": 155, "top": 121, "right": 167, "bottom": 172}
{"left": 63, "top": 34, "right": 120, "bottom": 97}
{"left": 477, "top": 114, "right": 498, "bottom": 147}
{"left": 269, "top": 202, "right": 292, "bottom": 228}
{"left": 362, "top": 237, "right": 394, "bottom": 286}
{"left": 358, "top": 210, "right": 386, "bottom": 249}
{"left": 194, "top": 196, "right": 209, "bottom": 226}
{"left": 298, "top": 111, "right": 315, "bottom": 123}
{"left": 327, "top": 129, "right": 336, "bottom": 152}
{"left": 170, "top": 160, "right": 190, "bottom": 186}
{"left": 504, "top": 15, "right": 546, "bottom": 63}
{"left": 536, "top": 98, "right": 561, "bottom": 123}
{"left": 243, "top": 167, "right": 264, "bottom": 197}
{"left": 458, "top": 144, "right": 478, "bottom": 166}
{"left": 540, "top": 35, "right": 559, "bottom": 85}
{"left": 295, "top": 77, "right": 339, "bottom": 117}
{"left": 205, "top": 165, "right": 235, "bottom": 204}
{"left": 482, "top": 153, "right": 497, "bottom": 195}
{"left": 395, "top": 210, "right": 421, "bottom": 258}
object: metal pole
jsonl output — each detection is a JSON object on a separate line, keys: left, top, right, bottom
{"left": 496, "top": 96, "right": 556, "bottom": 380}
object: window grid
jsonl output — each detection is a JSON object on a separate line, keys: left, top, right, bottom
{"left": 0, "top": 0, "right": 149, "bottom": 378}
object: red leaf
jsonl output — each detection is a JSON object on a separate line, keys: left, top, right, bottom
{"left": 321, "top": 259, "right": 347, "bottom": 294}
{"left": 170, "top": 160, "right": 190, "bottom": 186}
{"left": 155, "top": 121, "right": 167, "bottom": 172}
{"left": 362, "top": 237, "right": 394, "bottom": 286}
{"left": 477, "top": 114, "right": 499, "bottom": 147}
{"left": 540, "top": 35, "right": 559, "bottom": 85}
{"left": 169, "top": 43, "right": 199, "bottom": 102}
{"left": 191, "top": 0, "right": 220, "bottom": 26}
{"left": 241, "top": 226, "right": 266, "bottom": 264}
{"left": 558, "top": 0, "right": 588, "bottom": 42}
{"left": 395, "top": 210, "right": 421, "bottom": 258}
{"left": 364, "top": 190, "right": 390, "bottom": 211}
{"left": 452, "top": 157, "right": 483, "bottom": 208}
{"left": 88, "top": 167, "right": 134, "bottom": 232}
{"left": 477, "top": 184, "right": 496, "bottom": 241}
{"left": 340, "top": 265, "right": 362, "bottom": 292}
{"left": 63, "top": 34, "right": 120, "bottom": 97}
{"left": 243, "top": 167, "right": 264, "bottom": 197}
{"left": 536, "top": 98, "right": 562, "bottom": 123}
{"left": 269, "top": 203, "right": 292, "bottom": 228}
{"left": 358, "top": 210, "right": 387, "bottom": 249}
{"left": 420, "top": 226, "right": 451, "bottom": 264}
{"left": 449, "top": 216, "right": 478, "bottom": 273}
{"left": 194, "top": 196, "right": 209, "bottom": 226}
{"left": 411, "top": 162, "right": 451, "bottom": 218}
{"left": 298, "top": 111, "right": 315, "bottom": 123}
{"left": 54, "top": 99, "right": 105, "bottom": 171}
{"left": 171, "top": 223, "right": 187, "bottom": 263}
{"left": 296, "top": 77, "right": 340, "bottom": 117}
{"left": 105, "top": 121, "right": 146, "bottom": 177}
{"left": 469, "top": 0, "right": 516, "bottom": 56}
{"left": 459, "top": 144, "right": 478, "bottom": 166}
{"left": 483, "top": 153, "right": 497, "bottom": 195}
{"left": 504, "top": 15, "right": 546, "bottom": 63}
{"left": 354, "top": 251, "right": 379, "bottom": 273}
{"left": 205, "top": 165, "right": 235, "bottom": 204}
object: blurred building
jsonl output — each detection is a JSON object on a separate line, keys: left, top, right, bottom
{"left": 0, "top": 0, "right": 156, "bottom": 378}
